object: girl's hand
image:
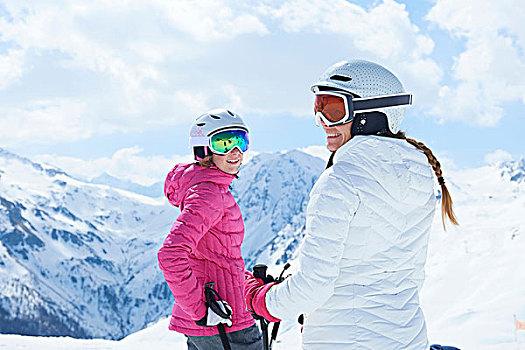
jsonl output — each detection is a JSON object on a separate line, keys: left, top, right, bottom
{"left": 195, "top": 300, "right": 233, "bottom": 327}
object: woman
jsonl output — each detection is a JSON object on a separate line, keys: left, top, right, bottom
{"left": 158, "top": 109, "right": 262, "bottom": 350}
{"left": 245, "top": 60, "right": 459, "bottom": 349}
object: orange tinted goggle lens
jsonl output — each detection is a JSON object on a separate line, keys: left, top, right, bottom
{"left": 314, "top": 94, "right": 347, "bottom": 122}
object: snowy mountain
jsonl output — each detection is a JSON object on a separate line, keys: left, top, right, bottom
{"left": 232, "top": 150, "right": 325, "bottom": 269}
{"left": 2, "top": 146, "right": 525, "bottom": 350}
{"left": 0, "top": 147, "right": 176, "bottom": 339}
{"left": 420, "top": 161, "right": 525, "bottom": 349}
{"left": 0, "top": 147, "right": 325, "bottom": 340}
{"left": 500, "top": 158, "right": 525, "bottom": 184}
{"left": 88, "top": 172, "right": 164, "bottom": 198}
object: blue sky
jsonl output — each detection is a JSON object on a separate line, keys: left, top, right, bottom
{"left": 0, "top": 0, "right": 523, "bottom": 185}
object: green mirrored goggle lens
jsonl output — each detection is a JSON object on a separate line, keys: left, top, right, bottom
{"left": 209, "top": 129, "right": 249, "bottom": 154}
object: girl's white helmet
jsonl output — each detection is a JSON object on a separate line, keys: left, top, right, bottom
{"left": 189, "top": 108, "right": 248, "bottom": 160}
{"left": 311, "top": 59, "right": 408, "bottom": 133}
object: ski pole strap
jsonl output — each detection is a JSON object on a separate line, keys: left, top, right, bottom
{"left": 203, "top": 283, "right": 232, "bottom": 350}
{"left": 204, "top": 282, "right": 232, "bottom": 319}
{"left": 217, "top": 323, "right": 232, "bottom": 350}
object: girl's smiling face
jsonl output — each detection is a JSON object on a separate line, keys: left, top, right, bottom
{"left": 212, "top": 148, "right": 243, "bottom": 174}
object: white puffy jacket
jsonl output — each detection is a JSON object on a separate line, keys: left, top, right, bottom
{"left": 266, "top": 135, "right": 436, "bottom": 349}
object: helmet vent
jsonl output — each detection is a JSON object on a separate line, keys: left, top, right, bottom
{"left": 226, "top": 110, "right": 234, "bottom": 116}
{"left": 197, "top": 122, "right": 205, "bottom": 126}
{"left": 210, "top": 115, "right": 221, "bottom": 119}
{"left": 330, "top": 74, "right": 352, "bottom": 82}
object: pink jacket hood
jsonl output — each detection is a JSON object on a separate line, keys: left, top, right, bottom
{"left": 164, "top": 163, "right": 235, "bottom": 208}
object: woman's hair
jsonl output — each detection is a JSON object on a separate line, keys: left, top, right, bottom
{"left": 196, "top": 155, "right": 213, "bottom": 168}
{"left": 385, "top": 130, "right": 459, "bottom": 230}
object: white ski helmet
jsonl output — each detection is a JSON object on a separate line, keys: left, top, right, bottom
{"left": 189, "top": 108, "right": 249, "bottom": 160}
{"left": 311, "top": 59, "right": 409, "bottom": 133}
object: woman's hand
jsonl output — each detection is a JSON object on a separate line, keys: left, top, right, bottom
{"left": 244, "top": 271, "right": 280, "bottom": 322}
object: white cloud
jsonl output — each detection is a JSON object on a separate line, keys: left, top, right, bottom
{"left": 484, "top": 149, "right": 513, "bottom": 165}
{"left": 257, "top": 0, "right": 365, "bottom": 33}
{"left": 426, "top": 0, "right": 525, "bottom": 126}
{"left": 152, "top": 0, "right": 269, "bottom": 41}
{"left": 0, "top": 0, "right": 521, "bottom": 152}
{"left": 173, "top": 91, "right": 210, "bottom": 119}
{"left": 0, "top": 49, "right": 26, "bottom": 90}
{"left": 0, "top": 0, "right": 163, "bottom": 122}
{"left": 0, "top": 99, "right": 89, "bottom": 145}
{"left": 257, "top": 0, "right": 443, "bottom": 112}
{"left": 129, "top": 42, "right": 176, "bottom": 64}
{"left": 171, "top": 85, "right": 248, "bottom": 124}
{"left": 261, "top": 0, "right": 432, "bottom": 59}
{"left": 0, "top": 0, "right": 272, "bottom": 144}
{"left": 221, "top": 85, "right": 244, "bottom": 112}
{"left": 36, "top": 146, "right": 193, "bottom": 186}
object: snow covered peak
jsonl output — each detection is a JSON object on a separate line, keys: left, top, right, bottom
{"left": 3, "top": 146, "right": 524, "bottom": 350}
{"left": 0, "top": 148, "right": 175, "bottom": 339}
{"left": 88, "top": 172, "right": 163, "bottom": 198}
{"left": 0, "top": 147, "right": 325, "bottom": 340}
{"left": 0, "top": 147, "right": 67, "bottom": 178}
{"left": 233, "top": 150, "right": 325, "bottom": 268}
{"left": 500, "top": 157, "right": 525, "bottom": 183}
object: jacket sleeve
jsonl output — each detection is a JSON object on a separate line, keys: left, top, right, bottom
{"left": 265, "top": 166, "right": 360, "bottom": 320}
{"left": 157, "top": 181, "right": 223, "bottom": 320}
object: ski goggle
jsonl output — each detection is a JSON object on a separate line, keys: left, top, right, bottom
{"left": 314, "top": 90, "right": 413, "bottom": 127}
{"left": 209, "top": 129, "right": 249, "bottom": 154}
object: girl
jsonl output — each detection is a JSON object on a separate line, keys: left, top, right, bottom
{"left": 158, "top": 109, "right": 262, "bottom": 350}
{"left": 245, "top": 60, "right": 459, "bottom": 349}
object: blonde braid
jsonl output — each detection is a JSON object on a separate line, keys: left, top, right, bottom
{"left": 405, "top": 137, "right": 459, "bottom": 230}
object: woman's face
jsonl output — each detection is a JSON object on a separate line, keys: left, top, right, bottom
{"left": 321, "top": 120, "right": 353, "bottom": 151}
{"left": 212, "top": 148, "right": 244, "bottom": 174}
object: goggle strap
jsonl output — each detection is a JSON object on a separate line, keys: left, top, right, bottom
{"left": 352, "top": 93, "right": 412, "bottom": 112}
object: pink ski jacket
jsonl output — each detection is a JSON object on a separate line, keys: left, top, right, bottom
{"left": 158, "top": 163, "right": 254, "bottom": 336}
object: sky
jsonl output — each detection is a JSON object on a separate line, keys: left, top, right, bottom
{"left": 0, "top": 0, "right": 523, "bottom": 185}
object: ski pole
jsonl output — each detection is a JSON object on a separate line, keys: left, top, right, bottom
{"left": 253, "top": 265, "right": 272, "bottom": 350}
{"left": 204, "top": 283, "right": 232, "bottom": 350}
{"left": 268, "top": 263, "right": 290, "bottom": 350}
{"left": 269, "top": 322, "right": 280, "bottom": 350}
{"left": 253, "top": 263, "right": 291, "bottom": 350}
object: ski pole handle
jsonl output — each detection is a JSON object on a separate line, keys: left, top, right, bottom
{"left": 253, "top": 264, "right": 274, "bottom": 284}
{"left": 253, "top": 264, "right": 268, "bottom": 280}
